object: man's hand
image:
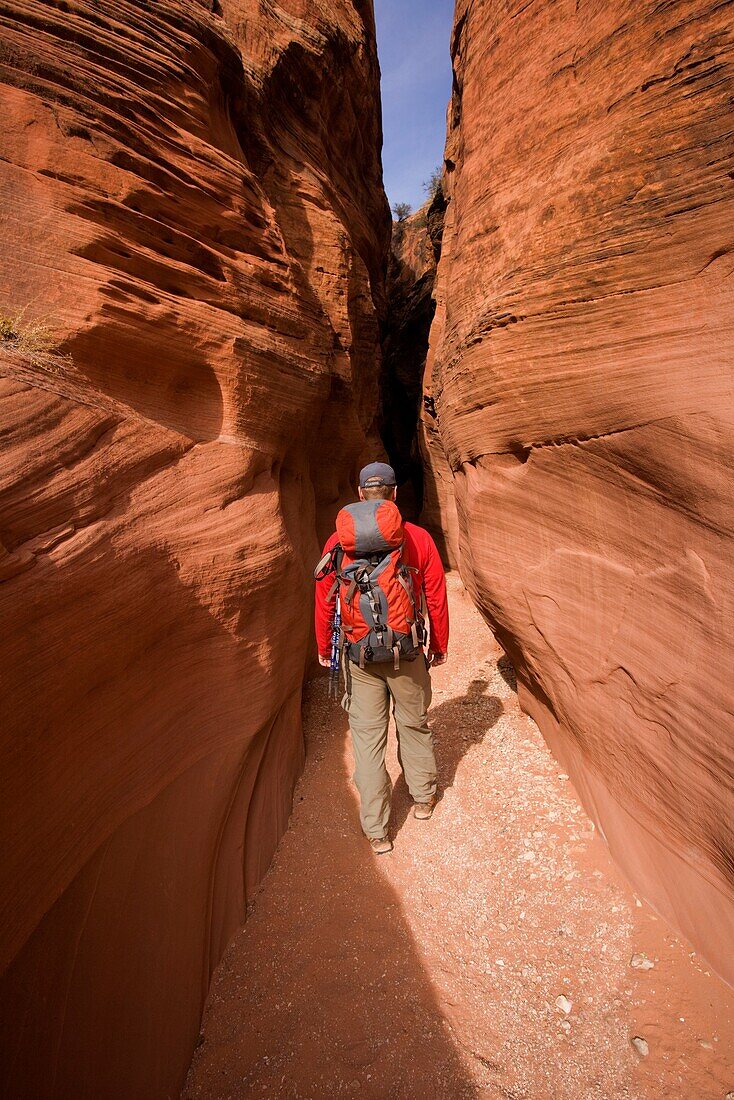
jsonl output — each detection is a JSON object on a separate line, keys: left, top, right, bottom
{"left": 318, "top": 654, "right": 331, "bottom": 668}
{"left": 429, "top": 652, "right": 448, "bottom": 667}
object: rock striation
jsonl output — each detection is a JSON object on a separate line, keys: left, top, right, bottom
{"left": 0, "top": 2, "right": 389, "bottom": 1096}
{"left": 428, "top": 0, "right": 734, "bottom": 983}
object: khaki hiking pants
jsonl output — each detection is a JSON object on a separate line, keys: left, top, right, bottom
{"left": 342, "top": 655, "right": 437, "bottom": 839}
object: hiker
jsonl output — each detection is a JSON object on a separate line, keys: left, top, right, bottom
{"left": 314, "top": 462, "right": 449, "bottom": 854}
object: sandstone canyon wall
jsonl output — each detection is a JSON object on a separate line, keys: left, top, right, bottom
{"left": 381, "top": 210, "right": 435, "bottom": 518}
{"left": 381, "top": 193, "right": 462, "bottom": 567}
{"left": 428, "top": 0, "right": 734, "bottom": 983}
{"left": 0, "top": 2, "right": 389, "bottom": 1096}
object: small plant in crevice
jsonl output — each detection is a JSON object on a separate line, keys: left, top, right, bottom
{"left": 422, "top": 165, "right": 443, "bottom": 201}
{"left": 0, "top": 304, "right": 71, "bottom": 371}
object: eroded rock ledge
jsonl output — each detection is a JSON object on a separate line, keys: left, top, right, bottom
{"left": 0, "top": 2, "right": 388, "bottom": 1096}
{"left": 427, "top": 0, "right": 734, "bottom": 984}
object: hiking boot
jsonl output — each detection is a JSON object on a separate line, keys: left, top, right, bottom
{"left": 413, "top": 796, "right": 437, "bottom": 821}
{"left": 368, "top": 835, "right": 393, "bottom": 855}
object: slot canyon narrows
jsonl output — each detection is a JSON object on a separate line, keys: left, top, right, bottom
{"left": 0, "top": 1, "right": 732, "bottom": 1098}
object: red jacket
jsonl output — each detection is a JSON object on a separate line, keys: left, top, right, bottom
{"left": 315, "top": 522, "right": 449, "bottom": 659}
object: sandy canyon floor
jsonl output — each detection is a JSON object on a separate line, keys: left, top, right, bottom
{"left": 184, "top": 576, "right": 734, "bottom": 1099}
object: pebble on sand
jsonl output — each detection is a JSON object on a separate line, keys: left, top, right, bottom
{"left": 630, "top": 953, "right": 655, "bottom": 970}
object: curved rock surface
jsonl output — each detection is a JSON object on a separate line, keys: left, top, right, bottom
{"left": 428, "top": 0, "right": 734, "bottom": 983}
{"left": 0, "top": 2, "right": 388, "bottom": 1096}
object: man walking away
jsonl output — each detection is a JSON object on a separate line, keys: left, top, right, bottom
{"left": 314, "top": 462, "right": 449, "bottom": 853}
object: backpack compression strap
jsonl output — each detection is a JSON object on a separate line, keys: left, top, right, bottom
{"left": 395, "top": 562, "right": 424, "bottom": 648}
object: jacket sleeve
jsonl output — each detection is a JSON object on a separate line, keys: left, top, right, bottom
{"left": 314, "top": 533, "right": 339, "bottom": 658}
{"left": 420, "top": 532, "right": 449, "bottom": 654}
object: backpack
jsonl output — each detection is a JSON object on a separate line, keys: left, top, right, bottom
{"left": 314, "top": 500, "right": 425, "bottom": 669}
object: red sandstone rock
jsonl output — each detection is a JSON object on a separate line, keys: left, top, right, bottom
{"left": 0, "top": 2, "right": 388, "bottom": 1096}
{"left": 428, "top": 0, "right": 734, "bottom": 983}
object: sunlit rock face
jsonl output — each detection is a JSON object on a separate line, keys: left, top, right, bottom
{"left": 0, "top": 1, "right": 389, "bottom": 1095}
{"left": 429, "top": 0, "right": 734, "bottom": 981}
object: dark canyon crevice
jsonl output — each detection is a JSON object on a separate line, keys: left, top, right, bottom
{"left": 379, "top": 187, "right": 446, "bottom": 524}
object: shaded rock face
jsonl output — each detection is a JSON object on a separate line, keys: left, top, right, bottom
{"left": 0, "top": 1, "right": 388, "bottom": 1096}
{"left": 381, "top": 192, "right": 457, "bottom": 561}
{"left": 381, "top": 208, "right": 436, "bottom": 518}
{"left": 428, "top": 0, "right": 734, "bottom": 982}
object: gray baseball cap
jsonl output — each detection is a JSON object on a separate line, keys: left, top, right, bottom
{"left": 359, "top": 461, "right": 396, "bottom": 488}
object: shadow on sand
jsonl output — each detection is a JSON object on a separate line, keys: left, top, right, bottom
{"left": 496, "top": 654, "right": 517, "bottom": 693}
{"left": 183, "top": 677, "right": 482, "bottom": 1098}
{"left": 389, "top": 677, "right": 504, "bottom": 839}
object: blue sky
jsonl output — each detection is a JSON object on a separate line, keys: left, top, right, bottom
{"left": 374, "top": 0, "right": 454, "bottom": 214}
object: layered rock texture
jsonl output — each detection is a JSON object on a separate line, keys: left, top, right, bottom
{"left": 0, "top": 2, "right": 388, "bottom": 1096}
{"left": 428, "top": 0, "right": 734, "bottom": 982}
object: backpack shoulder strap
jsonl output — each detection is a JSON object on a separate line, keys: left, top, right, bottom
{"left": 314, "top": 543, "right": 343, "bottom": 582}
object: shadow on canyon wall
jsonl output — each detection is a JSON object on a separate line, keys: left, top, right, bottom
{"left": 0, "top": 528, "right": 304, "bottom": 1099}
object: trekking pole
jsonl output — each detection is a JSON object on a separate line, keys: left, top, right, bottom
{"left": 328, "top": 592, "right": 342, "bottom": 700}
